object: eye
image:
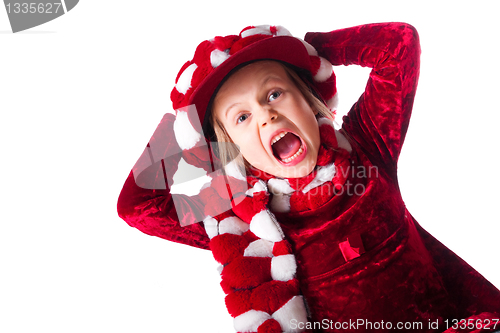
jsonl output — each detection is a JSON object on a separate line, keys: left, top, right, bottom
{"left": 237, "top": 113, "right": 249, "bottom": 124}
{"left": 268, "top": 90, "right": 282, "bottom": 102}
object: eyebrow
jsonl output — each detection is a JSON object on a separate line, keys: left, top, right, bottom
{"left": 262, "top": 75, "right": 282, "bottom": 87}
{"left": 224, "top": 102, "right": 240, "bottom": 119}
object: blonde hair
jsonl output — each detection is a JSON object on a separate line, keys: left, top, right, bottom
{"left": 209, "top": 61, "right": 335, "bottom": 173}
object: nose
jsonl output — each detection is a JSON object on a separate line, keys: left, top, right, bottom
{"left": 259, "top": 108, "right": 278, "bottom": 127}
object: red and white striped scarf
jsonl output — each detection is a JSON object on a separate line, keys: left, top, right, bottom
{"left": 199, "top": 119, "right": 351, "bottom": 333}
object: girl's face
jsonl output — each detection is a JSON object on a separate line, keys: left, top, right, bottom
{"left": 213, "top": 61, "right": 320, "bottom": 178}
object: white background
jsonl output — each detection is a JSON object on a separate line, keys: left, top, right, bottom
{"left": 1, "top": 1, "right": 499, "bottom": 332}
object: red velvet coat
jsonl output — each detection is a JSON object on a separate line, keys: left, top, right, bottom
{"left": 118, "top": 23, "right": 500, "bottom": 332}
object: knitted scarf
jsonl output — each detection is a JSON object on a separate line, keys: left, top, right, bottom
{"left": 198, "top": 119, "right": 351, "bottom": 333}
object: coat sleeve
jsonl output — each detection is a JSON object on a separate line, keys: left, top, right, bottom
{"left": 117, "top": 113, "right": 210, "bottom": 250}
{"left": 305, "top": 22, "right": 421, "bottom": 169}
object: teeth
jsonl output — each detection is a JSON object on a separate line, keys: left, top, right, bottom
{"left": 282, "top": 146, "right": 304, "bottom": 163}
{"left": 270, "top": 131, "right": 304, "bottom": 163}
{"left": 271, "top": 132, "right": 287, "bottom": 145}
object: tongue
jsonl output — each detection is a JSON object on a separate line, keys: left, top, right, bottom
{"left": 272, "top": 133, "right": 301, "bottom": 160}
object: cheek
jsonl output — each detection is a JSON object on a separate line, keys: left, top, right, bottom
{"left": 240, "top": 138, "right": 264, "bottom": 160}
{"left": 228, "top": 128, "right": 246, "bottom": 147}
{"left": 297, "top": 112, "right": 321, "bottom": 149}
{"left": 228, "top": 130, "right": 259, "bottom": 159}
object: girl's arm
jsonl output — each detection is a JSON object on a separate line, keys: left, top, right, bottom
{"left": 305, "top": 23, "right": 421, "bottom": 168}
{"left": 117, "top": 113, "right": 210, "bottom": 250}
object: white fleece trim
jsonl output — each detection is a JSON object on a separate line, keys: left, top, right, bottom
{"left": 267, "top": 178, "right": 294, "bottom": 195}
{"left": 275, "top": 25, "right": 292, "bottom": 36}
{"left": 335, "top": 130, "right": 352, "bottom": 153}
{"left": 313, "top": 57, "right": 333, "bottom": 83}
{"left": 245, "top": 179, "right": 267, "bottom": 197}
{"left": 271, "top": 254, "right": 297, "bottom": 281}
{"left": 272, "top": 296, "right": 308, "bottom": 333}
{"left": 175, "top": 63, "right": 197, "bottom": 94}
{"left": 326, "top": 93, "right": 339, "bottom": 111}
{"left": 317, "top": 117, "right": 335, "bottom": 129}
{"left": 224, "top": 159, "right": 247, "bottom": 181}
{"left": 298, "top": 39, "right": 318, "bottom": 56}
{"left": 219, "top": 216, "right": 250, "bottom": 236}
{"left": 250, "top": 210, "right": 283, "bottom": 242}
{"left": 203, "top": 216, "right": 218, "bottom": 239}
{"left": 301, "top": 162, "right": 336, "bottom": 194}
{"left": 241, "top": 26, "right": 273, "bottom": 38}
{"left": 173, "top": 110, "right": 201, "bottom": 150}
{"left": 234, "top": 310, "right": 271, "bottom": 333}
{"left": 270, "top": 194, "right": 291, "bottom": 213}
{"left": 210, "top": 49, "right": 230, "bottom": 68}
{"left": 318, "top": 116, "right": 352, "bottom": 153}
{"left": 244, "top": 239, "right": 274, "bottom": 257}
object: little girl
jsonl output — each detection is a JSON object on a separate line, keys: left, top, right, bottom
{"left": 118, "top": 23, "right": 500, "bottom": 332}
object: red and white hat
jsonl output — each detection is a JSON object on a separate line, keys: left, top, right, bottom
{"left": 170, "top": 25, "right": 338, "bottom": 157}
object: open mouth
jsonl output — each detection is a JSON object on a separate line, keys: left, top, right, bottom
{"left": 271, "top": 131, "right": 305, "bottom": 164}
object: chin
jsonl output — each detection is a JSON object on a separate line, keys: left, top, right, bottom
{"left": 275, "top": 160, "right": 316, "bottom": 179}
{"left": 288, "top": 165, "right": 315, "bottom": 178}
